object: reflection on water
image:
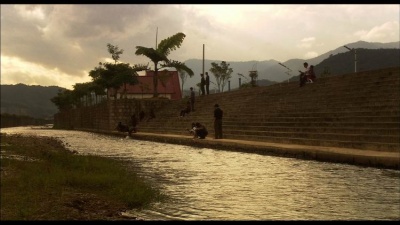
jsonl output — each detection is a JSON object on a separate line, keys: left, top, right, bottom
{"left": 1, "top": 126, "right": 399, "bottom": 220}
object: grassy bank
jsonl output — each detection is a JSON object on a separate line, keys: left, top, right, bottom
{"left": 0, "top": 133, "right": 164, "bottom": 220}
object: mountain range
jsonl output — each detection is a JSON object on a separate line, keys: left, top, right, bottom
{"left": 182, "top": 40, "right": 399, "bottom": 90}
{"left": 1, "top": 40, "right": 399, "bottom": 119}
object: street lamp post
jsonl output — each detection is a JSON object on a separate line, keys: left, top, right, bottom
{"left": 278, "top": 63, "right": 293, "bottom": 83}
{"left": 344, "top": 45, "right": 357, "bottom": 73}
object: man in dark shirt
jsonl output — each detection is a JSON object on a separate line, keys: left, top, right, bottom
{"left": 213, "top": 103, "right": 223, "bottom": 139}
{"left": 205, "top": 72, "right": 210, "bottom": 95}
{"left": 200, "top": 73, "right": 206, "bottom": 96}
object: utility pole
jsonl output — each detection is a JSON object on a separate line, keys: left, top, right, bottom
{"left": 155, "top": 27, "right": 158, "bottom": 49}
{"left": 202, "top": 44, "right": 205, "bottom": 76}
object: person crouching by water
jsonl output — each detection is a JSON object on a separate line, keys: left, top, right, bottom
{"left": 187, "top": 122, "right": 196, "bottom": 136}
{"left": 193, "top": 122, "right": 208, "bottom": 139}
{"left": 116, "top": 121, "right": 129, "bottom": 133}
{"left": 116, "top": 121, "right": 135, "bottom": 136}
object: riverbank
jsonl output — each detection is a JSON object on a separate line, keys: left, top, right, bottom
{"left": 0, "top": 133, "right": 162, "bottom": 220}
{"left": 86, "top": 129, "right": 400, "bottom": 170}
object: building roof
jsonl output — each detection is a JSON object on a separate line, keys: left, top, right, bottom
{"left": 115, "top": 70, "right": 182, "bottom": 100}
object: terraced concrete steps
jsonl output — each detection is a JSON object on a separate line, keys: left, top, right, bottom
{"left": 136, "top": 67, "right": 400, "bottom": 153}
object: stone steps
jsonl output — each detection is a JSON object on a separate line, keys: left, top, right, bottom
{"left": 136, "top": 67, "right": 400, "bottom": 152}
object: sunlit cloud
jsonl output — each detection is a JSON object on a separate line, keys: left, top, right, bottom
{"left": 1, "top": 55, "right": 91, "bottom": 89}
{"left": 304, "top": 51, "right": 319, "bottom": 59}
{"left": 14, "top": 5, "right": 47, "bottom": 21}
{"left": 355, "top": 21, "right": 400, "bottom": 42}
{"left": 297, "top": 37, "right": 316, "bottom": 49}
{"left": 1, "top": 4, "right": 399, "bottom": 89}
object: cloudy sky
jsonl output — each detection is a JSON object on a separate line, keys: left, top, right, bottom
{"left": 1, "top": 4, "right": 399, "bottom": 89}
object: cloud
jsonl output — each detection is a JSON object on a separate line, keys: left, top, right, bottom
{"left": 304, "top": 51, "right": 319, "bottom": 59}
{"left": 297, "top": 37, "right": 316, "bottom": 49}
{"left": 1, "top": 56, "right": 91, "bottom": 89}
{"left": 356, "top": 21, "right": 400, "bottom": 43}
{"left": 1, "top": 4, "right": 399, "bottom": 89}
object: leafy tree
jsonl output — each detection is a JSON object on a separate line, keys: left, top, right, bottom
{"left": 135, "top": 32, "right": 194, "bottom": 97}
{"left": 321, "top": 66, "right": 331, "bottom": 78}
{"left": 107, "top": 43, "right": 124, "bottom": 64}
{"left": 158, "top": 69, "right": 172, "bottom": 98}
{"left": 89, "top": 63, "right": 110, "bottom": 99}
{"left": 209, "top": 61, "right": 233, "bottom": 92}
{"left": 88, "top": 44, "right": 148, "bottom": 100}
{"left": 138, "top": 82, "right": 151, "bottom": 99}
{"left": 249, "top": 70, "right": 258, "bottom": 87}
{"left": 51, "top": 89, "right": 74, "bottom": 111}
{"left": 90, "top": 62, "right": 146, "bottom": 100}
{"left": 178, "top": 69, "right": 193, "bottom": 97}
{"left": 72, "top": 82, "right": 92, "bottom": 107}
{"left": 195, "top": 82, "right": 201, "bottom": 95}
{"left": 71, "top": 82, "right": 107, "bottom": 106}
{"left": 88, "top": 81, "right": 107, "bottom": 104}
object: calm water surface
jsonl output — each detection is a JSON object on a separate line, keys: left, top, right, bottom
{"left": 1, "top": 126, "right": 399, "bottom": 220}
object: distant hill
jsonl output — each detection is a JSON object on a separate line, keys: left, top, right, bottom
{"left": 183, "top": 41, "right": 400, "bottom": 90}
{"left": 1, "top": 84, "right": 66, "bottom": 119}
{"left": 313, "top": 48, "right": 400, "bottom": 76}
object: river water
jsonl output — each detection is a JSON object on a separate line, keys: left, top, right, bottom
{"left": 1, "top": 126, "right": 399, "bottom": 220}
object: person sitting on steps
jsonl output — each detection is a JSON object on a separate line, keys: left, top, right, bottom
{"left": 129, "top": 114, "right": 138, "bottom": 133}
{"left": 147, "top": 108, "right": 156, "bottom": 122}
{"left": 180, "top": 100, "right": 191, "bottom": 117}
{"left": 307, "top": 65, "right": 316, "bottom": 83}
{"left": 299, "top": 62, "right": 309, "bottom": 87}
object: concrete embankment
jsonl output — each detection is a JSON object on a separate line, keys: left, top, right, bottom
{"left": 83, "top": 128, "right": 400, "bottom": 170}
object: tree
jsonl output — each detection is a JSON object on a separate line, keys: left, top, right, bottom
{"left": 107, "top": 43, "right": 124, "bottom": 64}
{"left": 88, "top": 81, "right": 107, "bottom": 104}
{"left": 321, "top": 66, "right": 331, "bottom": 78}
{"left": 158, "top": 69, "right": 172, "bottom": 98}
{"left": 72, "top": 82, "right": 93, "bottom": 107}
{"left": 89, "top": 43, "right": 147, "bottom": 100}
{"left": 249, "top": 70, "right": 258, "bottom": 87}
{"left": 135, "top": 32, "right": 194, "bottom": 97}
{"left": 138, "top": 82, "right": 151, "bottom": 99}
{"left": 51, "top": 89, "right": 74, "bottom": 111}
{"left": 178, "top": 69, "right": 194, "bottom": 98}
{"left": 209, "top": 61, "right": 233, "bottom": 92}
{"left": 89, "top": 62, "right": 146, "bottom": 100}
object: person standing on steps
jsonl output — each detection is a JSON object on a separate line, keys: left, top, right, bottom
{"left": 190, "top": 87, "right": 195, "bottom": 112}
{"left": 205, "top": 72, "right": 210, "bottom": 95}
{"left": 200, "top": 73, "right": 206, "bottom": 96}
{"left": 213, "top": 103, "right": 223, "bottom": 139}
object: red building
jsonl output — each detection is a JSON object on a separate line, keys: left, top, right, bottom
{"left": 109, "top": 70, "right": 182, "bottom": 100}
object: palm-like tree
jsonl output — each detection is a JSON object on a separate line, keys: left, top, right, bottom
{"left": 135, "top": 32, "right": 194, "bottom": 97}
